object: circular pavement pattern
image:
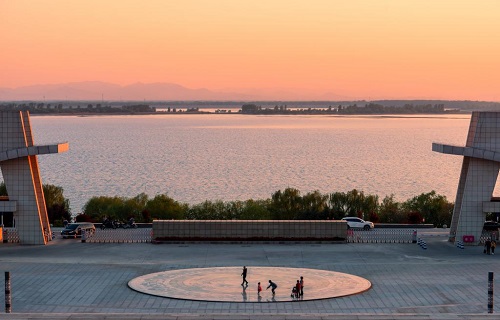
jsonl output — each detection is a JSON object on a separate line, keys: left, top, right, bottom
{"left": 128, "top": 267, "right": 371, "bottom": 302}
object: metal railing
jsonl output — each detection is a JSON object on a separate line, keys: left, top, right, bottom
{"left": 84, "top": 228, "right": 152, "bottom": 243}
{"left": 2, "top": 228, "right": 20, "bottom": 243}
{"left": 347, "top": 228, "right": 416, "bottom": 243}
{"left": 480, "top": 230, "right": 499, "bottom": 244}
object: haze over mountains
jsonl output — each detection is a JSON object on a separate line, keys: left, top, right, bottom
{"left": 0, "top": 81, "right": 351, "bottom": 101}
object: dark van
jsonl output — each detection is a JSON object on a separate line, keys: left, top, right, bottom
{"left": 61, "top": 223, "right": 96, "bottom": 239}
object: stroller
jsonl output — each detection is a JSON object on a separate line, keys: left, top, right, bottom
{"left": 290, "top": 286, "right": 298, "bottom": 298}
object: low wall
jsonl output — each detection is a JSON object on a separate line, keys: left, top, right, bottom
{"left": 374, "top": 224, "right": 435, "bottom": 229}
{"left": 153, "top": 220, "right": 347, "bottom": 242}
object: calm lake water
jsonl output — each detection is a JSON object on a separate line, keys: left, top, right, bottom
{"left": 30, "top": 114, "right": 472, "bottom": 214}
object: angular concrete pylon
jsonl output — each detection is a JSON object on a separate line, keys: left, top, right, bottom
{"left": 433, "top": 112, "right": 500, "bottom": 245}
{"left": 0, "top": 111, "right": 68, "bottom": 244}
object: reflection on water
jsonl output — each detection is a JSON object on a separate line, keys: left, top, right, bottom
{"left": 31, "top": 114, "right": 471, "bottom": 213}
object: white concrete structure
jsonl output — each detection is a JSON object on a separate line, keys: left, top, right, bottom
{"left": 433, "top": 112, "right": 500, "bottom": 245}
{"left": 0, "top": 111, "right": 68, "bottom": 244}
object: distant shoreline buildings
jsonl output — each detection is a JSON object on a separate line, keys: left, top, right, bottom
{"left": 0, "top": 101, "right": 462, "bottom": 115}
{"left": 240, "top": 103, "right": 458, "bottom": 115}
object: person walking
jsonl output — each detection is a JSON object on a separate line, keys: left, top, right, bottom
{"left": 299, "top": 276, "right": 304, "bottom": 296}
{"left": 267, "top": 280, "right": 278, "bottom": 295}
{"left": 485, "top": 238, "right": 492, "bottom": 255}
{"left": 492, "top": 239, "right": 497, "bottom": 255}
{"left": 241, "top": 266, "right": 249, "bottom": 286}
{"left": 257, "top": 282, "right": 262, "bottom": 297}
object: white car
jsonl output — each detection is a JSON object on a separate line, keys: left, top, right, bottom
{"left": 342, "top": 217, "right": 374, "bottom": 230}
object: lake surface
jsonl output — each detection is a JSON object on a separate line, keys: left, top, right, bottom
{"left": 30, "top": 114, "right": 473, "bottom": 214}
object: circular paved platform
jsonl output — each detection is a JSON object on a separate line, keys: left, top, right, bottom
{"left": 128, "top": 267, "right": 371, "bottom": 302}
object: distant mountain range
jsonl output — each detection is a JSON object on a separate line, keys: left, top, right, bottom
{"left": 0, "top": 81, "right": 350, "bottom": 101}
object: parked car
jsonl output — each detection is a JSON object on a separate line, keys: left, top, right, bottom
{"left": 342, "top": 217, "right": 374, "bottom": 230}
{"left": 483, "top": 221, "right": 500, "bottom": 231}
{"left": 61, "top": 222, "right": 96, "bottom": 239}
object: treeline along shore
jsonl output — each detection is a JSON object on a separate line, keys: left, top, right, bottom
{"left": 75, "top": 189, "right": 456, "bottom": 228}
{"left": 0, "top": 182, "right": 461, "bottom": 229}
{"left": 3, "top": 99, "right": 500, "bottom": 115}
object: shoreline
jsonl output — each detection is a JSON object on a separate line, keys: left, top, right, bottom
{"left": 28, "top": 111, "right": 469, "bottom": 117}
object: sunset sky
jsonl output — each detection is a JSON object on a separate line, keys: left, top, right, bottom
{"left": 1, "top": 0, "right": 500, "bottom": 100}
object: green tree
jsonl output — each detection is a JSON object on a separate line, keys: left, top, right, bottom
{"left": 269, "top": 188, "right": 302, "bottom": 220}
{"left": 186, "top": 199, "right": 272, "bottom": 220}
{"left": 328, "top": 189, "right": 366, "bottom": 219}
{"left": 239, "top": 199, "right": 272, "bottom": 220}
{"left": 186, "top": 201, "right": 210, "bottom": 219}
{"left": 83, "top": 196, "right": 126, "bottom": 222}
{"left": 145, "top": 194, "right": 187, "bottom": 220}
{"left": 361, "top": 194, "right": 379, "bottom": 221}
{"left": 43, "top": 184, "right": 71, "bottom": 224}
{"left": 0, "top": 182, "right": 6, "bottom": 196}
{"left": 377, "top": 195, "right": 405, "bottom": 223}
{"left": 186, "top": 200, "right": 230, "bottom": 220}
{"left": 225, "top": 201, "right": 244, "bottom": 220}
{"left": 402, "top": 191, "right": 453, "bottom": 227}
{"left": 327, "top": 192, "right": 347, "bottom": 219}
{"left": 124, "top": 193, "right": 149, "bottom": 222}
{"left": 298, "top": 190, "right": 329, "bottom": 219}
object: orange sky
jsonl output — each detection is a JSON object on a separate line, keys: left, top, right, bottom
{"left": 1, "top": 0, "right": 500, "bottom": 100}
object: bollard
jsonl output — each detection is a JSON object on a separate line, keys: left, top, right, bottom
{"left": 488, "top": 272, "right": 494, "bottom": 313}
{"left": 81, "top": 229, "right": 86, "bottom": 243}
{"left": 412, "top": 230, "right": 417, "bottom": 243}
{"left": 5, "top": 271, "right": 11, "bottom": 313}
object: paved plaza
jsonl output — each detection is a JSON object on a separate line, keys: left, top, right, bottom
{"left": 1, "top": 229, "right": 500, "bottom": 319}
